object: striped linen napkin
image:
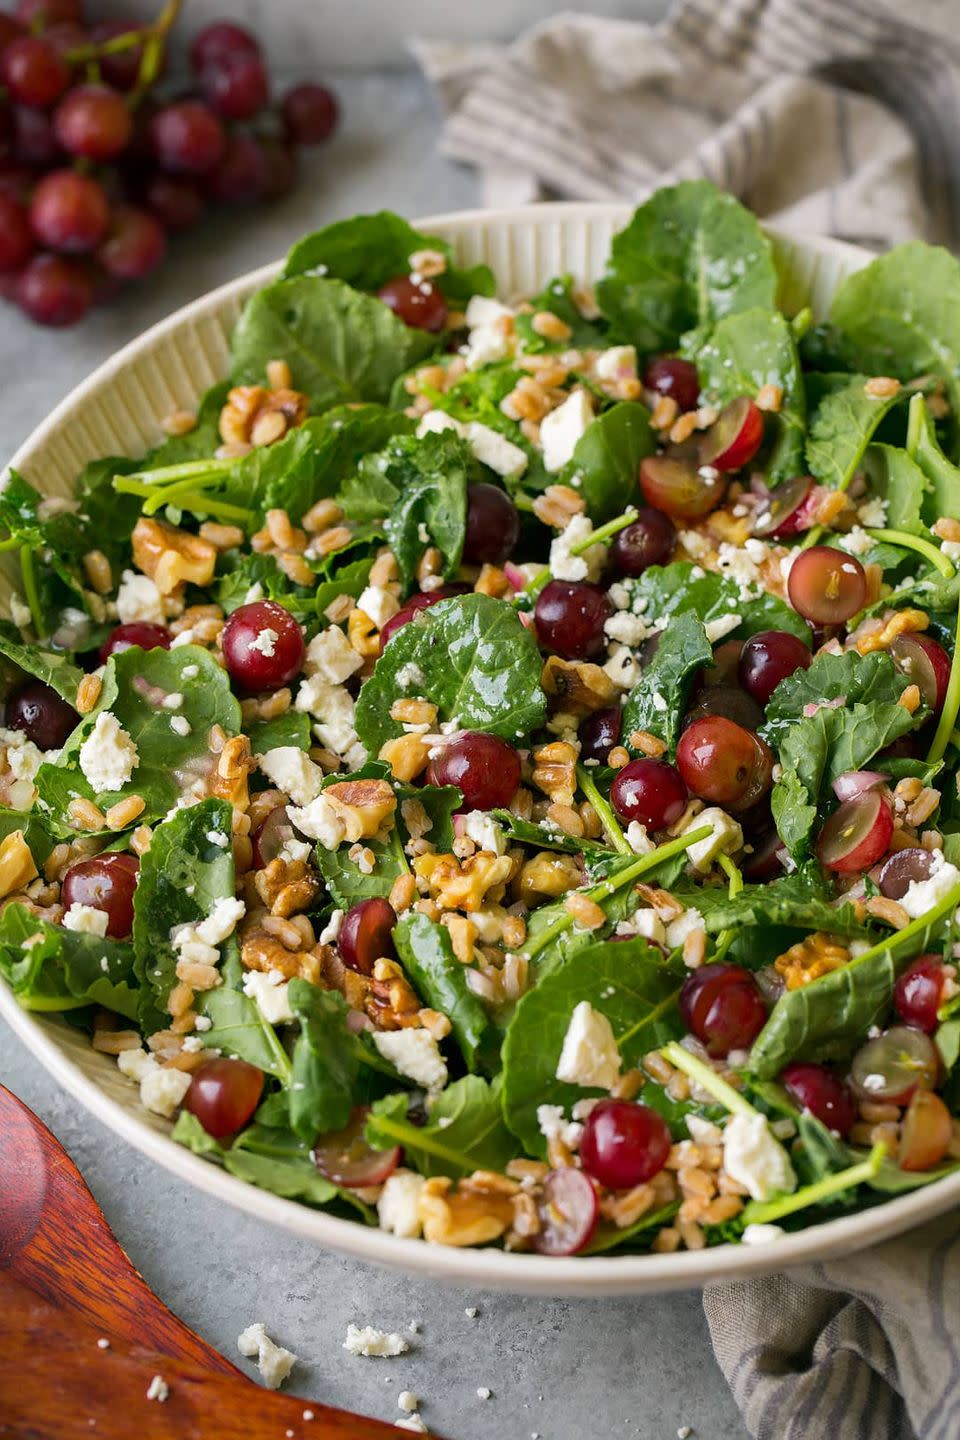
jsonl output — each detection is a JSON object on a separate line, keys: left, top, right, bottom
{"left": 415, "top": 5, "right": 960, "bottom": 1436}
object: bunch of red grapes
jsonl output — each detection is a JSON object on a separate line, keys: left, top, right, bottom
{"left": 0, "top": 0, "right": 338, "bottom": 327}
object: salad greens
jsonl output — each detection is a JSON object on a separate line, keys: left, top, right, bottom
{"left": 4, "top": 182, "right": 960, "bottom": 1263}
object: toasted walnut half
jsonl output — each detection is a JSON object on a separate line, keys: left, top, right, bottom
{"left": 323, "top": 778, "right": 397, "bottom": 841}
{"left": 775, "top": 932, "right": 851, "bottom": 991}
{"left": 418, "top": 1175, "right": 514, "bottom": 1247}
{"left": 218, "top": 383, "right": 309, "bottom": 450}
{"left": 132, "top": 516, "right": 217, "bottom": 596}
{"left": 414, "top": 851, "right": 515, "bottom": 912}
{"left": 541, "top": 656, "right": 617, "bottom": 714}
{"left": 0, "top": 830, "right": 38, "bottom": 899}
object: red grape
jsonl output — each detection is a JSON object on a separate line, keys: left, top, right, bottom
{"left": 463, "top": 483, "right": 520, "bottom": 565}
{"left": 878, "top": 847, "right": 933, "bottom": 901}
{"left": 16, "top": 0, "right": 82, "bottom": 25}
{"left": 259, "top": 136, "right": 298, "bottom": 200}
{"left": 579, "top": 1099, "right": 671, "bottom": 1188}
{"left": 189, "top": 21, "right": 261, "bottom": 74}
{"left": 1, "top": 36, "right": 70, "bottom": 108}
{"left": 89, "top": 19, "right": 145, "bottom": 92}
{"left": 609, "top": 508, "right": 675, "bottom": 576}
{"left": 643, "top": 355, "right": 700, "bottom": 412}
{"left": 787, "top": 546, "right": 866, "bottom": 626}
{"left": 890, "top": 633, "right": 951, "bottom": 713}
{"left": 899, "top": 1089, "right": 952, "bottom": 1172}
{"left": 738, "top": 629, "right": 812, "bottom": 707}
{"left": 639, "top": 455, "right": 725, "bottom": 521}
{"left": 427, "top": 732, "right": 521, "bottom": 810}
{"left": 578, "top": 707, "right": 622, "bottom": 765}
{"left": 780, "top": 1062, "right": 856, "bottom": 1137}
{"left": 205, "top": 132, "right": 266, "bottom": 206}
{"left": 6, "top": 676, "right": 78, "bottom": 748}
{"left": 221, "top": 600, "right": 305, "bottom": 692}
{"left": 535, "top": 580, "right": 611, "bottom": 661}
{"left": 685, "top": 684, "right": 763, "bottom": 733}
{"left": 150, "top": 100, "right": 225, "bottom": 175}
{"left": 893, "top": 954, "right": 945, "bottom": 1034}
{"left": 201, "top": 52, "right": 268, "bottom": 121}
{"left": 30, "top": 168, "right": 108, "bottom": 252}
{"left": 0, "top": 14, "right": 24, "bottom": 49}
{"left": 699, "top": 397, "right": 764, "bottom": 472}
{"left": 676, "top": 715, "right": 773, "bottom": 810}
{"left": 41, "top": 20, "right": 86, "bottom": 58}
{"left": 184, "top": 1057, "right": 264, "bottom": 1140}
{"left": 377, "top": 274, "right": 447, "bottom": 332}
{"left": 850, "top": 1025, "right": 938, "bottom": 1104}
{"left": 61, "top": 853, "right": 139, "bottom": 939}
{"left": 610, "top": 758, "right": 687, "bottom": 830}
{"left": 98, "top": 204, "right": 166, "bottom": 280}
{"left": 313, "top": 1106, "right": 401, "bottom": 1188}
{"left": 250, "top": 804, "right": 294, "bottom": 870}
{"left": 53, "top": 83, "right": 132, "bottom": 161}
{"left": 282, "top": 82, "right": 338, "bottom": 146}
{"left": 532, "top": 1168, "right": 598, "bottom": 1256}
{"left": 339, "top": 898, "right": 397, "bottom": 975}
{"left": 680, "top": 963, "right": 767, "bottom": 1057}
{"left": 753, "top": 474, "right": 816, "bottom": 539}
{"left": 0, "top": 191, "right": 34, "bottom": 271}
{"left": 99, "top": 621, "right": 171, "bottom": 662}
{"left": 815, "top": 791, "right": 893, "bottom": 874}
{"left": 13, "top": 104, "right": 61, "bottom": 166}
{"left": 145, "top": 172, "right": 204, "bottom": 232}
{"left": 17, "top": 251, "right": 92, "bottom": 324}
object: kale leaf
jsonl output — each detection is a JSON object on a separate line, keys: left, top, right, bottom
{"left": 0, "top": 900, "right": 138, "bottom": 1019}
{"left": 625, "top": 561, "right": 811, "bottom": 644}
{"left": 393, "top": 911, "right": 496, "bottom": 1074}
{"left": 622, "top": 611, "right": 712, "bottom": 754}
{"left": 365, "top": 1076, "right": 518, "bottom": 1179}
{"left": 561, "top": 401, "right": 655, "bottom": 523}
{"left": 805, "top": 374, "right": 907, "bottom": 491}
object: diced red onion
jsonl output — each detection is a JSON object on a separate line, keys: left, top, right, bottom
{"left": 832, "top": 770, "right": 886, "bottom": 802}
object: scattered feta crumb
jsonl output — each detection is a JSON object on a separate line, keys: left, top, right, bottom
{"left": 373, "top": 1028, "right": 448, "bottom": 1092}
{"left": 555, "top": 1000, "right": 621, "bottom": 1090}
{"left": 683, "top": 807, "right": 743, "bottom": 872}
{"left": 63, "top": 902, "right": 108, "bottom": 937}
{"left": 78, "top": 712, "right": 139, "bottom": 793}
{"left": 464, "top": 1307, "right": 479, "bottom": 1319}
{"left": 477, "top": 1387, "right": 492, "bottom": 1400}
{"left": 116, "top": 570, "right": 164, "bottom": 626}
{"left": 170, "top": 714, "right": 192, "bottom": 737}
{"left": 550, "top": 513, "right": 605, "bottom": 583}
{"left": 237, "top": 1323, "right": 298, "bottom": 1389}
{"left": 249, "top": 627, "right": 279, "bottom": 657}
{"left": 741, "top": 1223, "right": 787, "bottom": 1245}
{"left": 146, "top": 1375, "right": 169, "bottom": 1403}
{"left": 139, "top": 1066, "right": 191, "bottom": 1119}
{"left": 395, "top": 661, "right": 426, "bottom": 690}
{"left": 259, "top": 746, "right": 325, "bottom": 806}
{"left": 96, "top": 1337, "right": 110, "bottom": 1350}
{"left": 704, "top": 612, "right": 741, "bottom": 643}
{"left": 288, "top": 791, "right": 345, "bottom": 849}
{"left": 243, "top": 968, "right": 294, "bottom": 1024}
{"left": 722, "top": 1113, "right": 797, "bottom": 1203}
{"left": 396, "top": 1415, "right": 428, "bottom": 1433}
{"left": 398, "top": 1392, "right": 419, "bottom": 1414}
{"left": 343, "top": 1324, "right": 410, "bottom": 1358}
{"left": 899, "top": 850, "right": 960, "bottom": 919}
{"left": 539, "top": 389, "right": 594, "bottom": 472}
{"left": 465, "top": 420, "right": 528, "bottom": 479}
{"left": 625, "top": 821, "right": 655, "bottom": 856}
{"left": 665, "top": 907, "right": 705, "bottom": 952}
{"left": 461, "top": 809, "right": 507, "bottom": 855}
{"left": 537, "top": 1103, "right": 583, "bottom": 1150}
{"left": 357, "top": 585, "right": 401, "bottom": 632}
{"left": 377, "top": 1169, "right": 426, "bottom": 1238}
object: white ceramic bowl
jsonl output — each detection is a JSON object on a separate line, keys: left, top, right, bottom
{"left": 2, "top": 203, "right": 953, "bottom": 1297}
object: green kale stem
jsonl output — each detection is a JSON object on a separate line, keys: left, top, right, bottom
{"left": 522, "top": 824, "right": 711, "bottom": 962}
{"left": 19, "top": 546, "right": 43, "bottom": 637}
{"left": 577, "top": 763, "right": 630, "bottom": 855}
{"left": 866, "top": 527, "right": 956, "bottom": 579}
{"left": 740, "top": 1143, "right": 886, "bottom": 1227}
{"left": 659, "top": 1041, "right": 756, "bottom": 1119}
{"left": 118, "top": 458, "right": 234, "bottom": 486}
{"left": 712, "top": 853, "right": 742, "bottom": 962}
{"left": 363, "top": 1111, "right": 475, "bottom": 1172}
{"left": 114, "top": 477, "right": 253, "bottom": 525}
{"left": 927, "top": 585, "right": 960, "bottom": 763}
{"left": 522, "top": 506, "right": 639, "bottom": 600}
{"left": 0, "top": 536, "right": 21, "bottom": 552}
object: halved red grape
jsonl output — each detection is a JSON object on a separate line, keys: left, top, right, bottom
{"left": 250, "top": 805, "right": 295, "bottom": 870}
{"left": 609, "top": 508, "right": 675, "bottom": 576}
{"left": 535, "top": 580, "right": 611, "bottom": 661}
{"left": 780, "top": 1062, "right": 856, "bottom": 1137}
{"left": 738, "top": 630, "right": 812, "bottom": 707}
{"left": 894, "top": 954, "right": 945, "bottom": 1034}
{"left": 815, "top": 791, "right": 893, "bottom": 874}
{"left": 676, "top": 715, "right": 773, "bottom": 811}
{"left": 377, "top": 274, "right": 447, "bottom": 333}
{"left": 899, "top": 1089, "right": 952, "bottom": 1172}
{"left": 98, "top": 205, "right": 166, "bottom": 280}
{"left": 427, "top": 732, "right": 521, "bottom": 810}
{"left": 1, "top": 37, "right": 70, "bottom": 109}
{"left": 200, "top": 52, "right": 268, "bottom": 122}
{"left": 222, "top": 600, "right": 305, "bottom": 692}
{"left": 740, "top": 827, "right": 786, "bottom": 883}
{"left": 643, "top": 355, "right": 700, "bottom": 413}
{"left": 6, "top": 676, "right": 78, "bottom": 747}
{"left": 282, "top": 83, "right": 339, "bottom": 146}
{"left": 99, "top": 621, "right": 171, "bottom": 662}
{"left": 680, "top": 963, "right": 767, "bottom": 1057}
{"left": 61, "top": 853, "right": 139, "bottom": 939}
{"left": 878, "top": 847, "right": 933, "bottom": 901}
{"left": 339, "top": 898, "right": 397, "bottom": 976}
{"left": 578, "top": 707, "right": 622, "bottom": 765}
{"left": 639, "top": 455, "right": 725, "bottom": 521}
{"left": 699, "top": 397, "right": 764, "bottom": 472}
{"left": 752, "top": 474, "right": 816, "bottom": 539}
{"left": 0, "top": 191, "right": 33, "bottom": 271}
{"left": 313, "top": 1106, "right": 401, "bottom": 1188}
{"left": 53, "top": 84, "right": 132, "bottom": 161}
{"left": 189, "top": 21, "right": 261, "bottom": 73}
{"left": 533, "top": 1167, "right": 599, "bottom": 1256}
{"left": 30, "top": 169, "right": 108, "bottom": 253}
{"left": 610, "top": 758, "right": 687, "bottom": 830}
{"left": 579, "top": 1099, "right": 671, "bottom": 1189}
{"left": 890, "top": 633, "right": 951, "bottom": 713}
{"left": 787, "top": 546, "right": 866, "bottom": 626}
{"left": 851, "top": 1025, "right": 939, "bottom": 1104}
{"left": 184, "top": 1057, "right": 264, "bottom": 1140}
{"left": 463, "top": 483, "right": 520, "bottom": 565}
{"left": 150, "top": 100, "right": 225, "bottom": 175}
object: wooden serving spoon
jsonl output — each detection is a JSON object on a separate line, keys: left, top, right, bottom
{"left": 0, "top": 1083, "right": 438, "bottom": 1438}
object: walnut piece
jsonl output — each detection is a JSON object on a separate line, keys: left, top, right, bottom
{"left": 132, "top": 516, "right": 217, "bottom": 596}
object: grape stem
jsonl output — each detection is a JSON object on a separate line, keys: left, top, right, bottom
{"left": 576, "top": 763, "right": 630, "bottom": 855}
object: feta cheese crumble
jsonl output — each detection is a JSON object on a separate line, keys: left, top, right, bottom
{"left": 78, "top": 712, "right": 139, "bottom": 793}
{"left": 249, "top": 626, "right": 279, "bottom": 657}
{"left": 377, "top": 1169, "right": 426, "bottom": 1238}
{"left": 373, "top": 1028, "right": 448, "bottom": 1092}
{"left": 539, "top": 389, "right": 594, "bottom": 472}
{"left": 722, "top": 1113, "right": 797, "bottom": 1202}
{"left": 258, "top": 746, "right": 325, "bottom": 806}
{"left": 63, "top": 902, "right": 109, "bottom": 936}
{"left": 555, "top": 1001, "right": 621, "bottom": 1090}
{"left": 343, "top": 1324, "right": 410, "bottom": 1358}
{"left": 116, "top": 570, "right": 164, "bottom": 626}
{"left": 242, "top": 968, "right": 294, "bottom": 1024}
{"left": 237, "top": 1323, "right": 298, "bottom": 1389}
{"left": 899, "top": 850, "right": 960, "bottom": 919}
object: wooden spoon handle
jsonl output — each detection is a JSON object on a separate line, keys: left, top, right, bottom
{"left": 0, "top": 1272, "right": 420, "bottom": 1439}
{"left": 0, "top": 1085, "right": 236, "bottom": 1374}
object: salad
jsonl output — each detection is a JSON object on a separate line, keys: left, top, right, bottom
{"left": 3, "top": 181, "right": 960, "bottom": 1260}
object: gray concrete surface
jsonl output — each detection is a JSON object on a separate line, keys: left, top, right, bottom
{"left": 0, "top": 57, "right": 748, "bottom": 1440}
